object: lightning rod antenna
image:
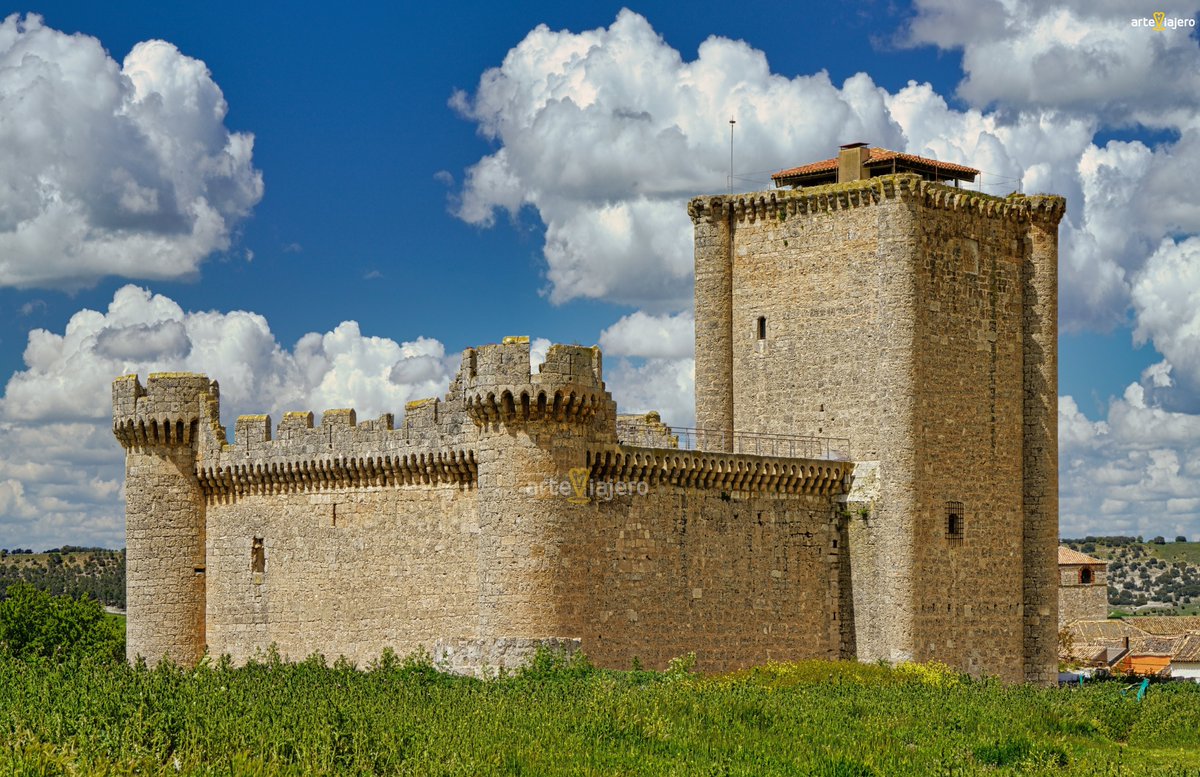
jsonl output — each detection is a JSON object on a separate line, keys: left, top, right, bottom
{"left": 728, "top": 117, "right": 736, "bottom": 195}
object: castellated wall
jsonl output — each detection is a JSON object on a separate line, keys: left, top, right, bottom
{"left": 115, "top": 339, "right": 850, "bottom": 672}
{"left": 690, "top": 176, "right": 1064, "bottom": 684}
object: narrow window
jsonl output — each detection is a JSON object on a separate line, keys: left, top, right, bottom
{"left": 945, "top": 501, "right": 964, "bottom": 542}
{"left": 251, "top": 537, "right": 265, "bottom": 573}
{"left": 756, "top": 316, "right": 767, "bottom": 340}
{"left": 1080, "top": 567, "right": 1093, "bottom": 585}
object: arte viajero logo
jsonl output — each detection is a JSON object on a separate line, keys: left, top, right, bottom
{"left": 1131, "top": 11, "right": 1196, "bottom": 29}
{"left": 566, "top": 467, "right": 590, "bottom": 505}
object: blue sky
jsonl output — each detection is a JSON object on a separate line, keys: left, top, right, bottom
{"left": 1, "top": 0, "right": 1198, "bottom": 548}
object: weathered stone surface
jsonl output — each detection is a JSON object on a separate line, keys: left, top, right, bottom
{"left": 113, "top": 172, "right": 1064, "bottom": 683}
{"left": 1058, "top": 557, "right": 1108, "bottom": 628}
{"left": 114, "top": 340, "right": 850, "bottom": 674}
{"left": 688, "top": 175, "right": 1065, "bottom": 684}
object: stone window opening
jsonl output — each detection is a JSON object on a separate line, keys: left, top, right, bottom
{"left": 251, "top": 537, "right": 265, "bottom": 574}
{"left": 945, "top": 501, "right": 964, "bottom": 544}
{"left": 1080, "top": 567, "right": 1093, "bottom": 585}
{"left": 756, "top": 316, "right": 767, "bottom": 340}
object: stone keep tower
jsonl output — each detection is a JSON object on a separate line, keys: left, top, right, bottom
{"left": 690, "top": 144, "right": 1065, "bottom": 683}
{"left": 113, "top": 373, "right": 217, "bottom": 665}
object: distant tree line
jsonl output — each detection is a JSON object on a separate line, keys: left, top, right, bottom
{"left": 0, "top": 549, "right": 125, "bottom": 609}
{"left": 1063, "top": 536, "right": 1189, "bottom": 545}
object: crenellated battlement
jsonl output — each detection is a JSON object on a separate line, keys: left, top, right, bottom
{"left": 112, "top": 372, "right": 218, "bottom": 450}
{"left": 687, "top": 174, "right": 1065, "bottom": 226}
{"left": 458, "top": 337, "right": 616, "bottom": 431}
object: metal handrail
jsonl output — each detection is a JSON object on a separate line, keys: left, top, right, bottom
{"left": 618, "top": 426, "right": 851, "bottom": 461}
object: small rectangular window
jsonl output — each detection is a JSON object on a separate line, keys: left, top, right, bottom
{"left": 251, "top": 537, "right": 265, "bottom": 573}
{"left": 945, "top": 501, "right": 964, "bottom": 543}
{"left": 756, "top": 316, "right": 767, "bottom": 340}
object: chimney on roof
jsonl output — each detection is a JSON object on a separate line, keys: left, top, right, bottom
{"left": 837, "top": 142, "right": 870, "bottom": 184}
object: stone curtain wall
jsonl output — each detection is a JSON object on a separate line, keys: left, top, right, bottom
{"left": 117, "top": 340, "right": 851, "bottom": 672}
{"left": 204, "top": 485, "right": 478, "bottom": 666}
{"left": 565, "top": 487, "right": 843, "bottom": 672}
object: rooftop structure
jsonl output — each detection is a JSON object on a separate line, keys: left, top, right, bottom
{"left": 772, "top": 142, "right": 979, "bottom": 188}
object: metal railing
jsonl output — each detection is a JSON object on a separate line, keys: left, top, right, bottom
{"left": 618, "top": 426, "right": 851, "bottom": 461}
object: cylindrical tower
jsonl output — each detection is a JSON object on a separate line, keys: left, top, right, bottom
{"left": 463, "top": 339, "right": 615, "bottom": 652}
{"left": 1022, "top": 198, "right": 1065, "bottom": 685}
{"left": 112, "top": 372, "right": 214, "bottom": 666}
{"left": 689, "top": 197, "right": 734, "bottom": 451}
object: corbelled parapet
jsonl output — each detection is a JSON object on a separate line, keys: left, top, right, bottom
{"left": 687, "top": 174, "right": 1066, "bottom": 226}
{"left": 460, "top": 337, "right": 616, "bottom": 435}
{"left": 112, "top": 372, "right": 219, "bottom": 449}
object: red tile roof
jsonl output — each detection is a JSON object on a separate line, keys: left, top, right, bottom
{"left": 1058, "top": 546, "right": 1105, "bottom": 565}
{"left": 1175, "top": 634, "right": 1200, "bottom": 663}
{"left": 1127, "top": 615, "right": 1200, "bottom": 635}
{"left": 772, "top": 148, "right": 979, "bottom": 183}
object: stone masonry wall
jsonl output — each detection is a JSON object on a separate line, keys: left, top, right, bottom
{"left": 565, "top": 486, "right": 843, "bottom": 672}
{"left": 116, "top": 339, "right": 851, "bottom": 672}
{"left": 908, "top": 195, "right": 1028, "bottom": 683}
{"left": 205, "top": 484, "right": 477, "bottom": 665}
{"left": 1058, "top": 564, "right": 1108, "bottom": 627}
{"left": 689, "top": 176, "right": 1065, "bottom": 683}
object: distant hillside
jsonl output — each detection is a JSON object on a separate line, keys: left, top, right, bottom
{"left": 1061, "top": 537, "right": 1200, "bottom": 616}
{"left": 0, "top": 547, "right": 125, "bottom": 609}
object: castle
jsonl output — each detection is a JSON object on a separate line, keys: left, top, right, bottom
{"left": 114, "top": 144, "right": 1065, "bottom": 683}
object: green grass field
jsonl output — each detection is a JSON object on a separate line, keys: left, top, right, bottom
{"left": 1145, "top": 541, "right": 1200, "bottom": 567}
{"left": 2, "top": 651, "right": 1199, "bottom": 776}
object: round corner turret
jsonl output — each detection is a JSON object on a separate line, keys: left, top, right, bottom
{"left": 112, "top": 371, "right": 213, "bottom": 667}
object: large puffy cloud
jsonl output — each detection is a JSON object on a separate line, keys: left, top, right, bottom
{"left": 1129, "top": 236, "right": 1200, "bottom": 409}
{"left": 599, "top": 310, "right": 696, "bottom": 429}
{"left": 599, "top": 311, "right": 693, "bottom": 359}
{"left": 0, "top": 14, "right": 263, "bottom": 290}
{"left": 904, "top": 0, "right": 1200, "bottom": 126}
{"left": 604, "top": 357, "right": 696, "bottom": 430}
{"left": 0, "top": 286, "right": 456, "bottom": 549}
{"left": 452, "top": 9, "right": 904, "bottom": 309}
{"left": 1060, "top": 386, "right": 1200, "bottom": 540}
{"left": 451, "top": 8, "right": 1199, "bottom": 336}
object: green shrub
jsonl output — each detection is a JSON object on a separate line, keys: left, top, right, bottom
{"left": 0, "top": 583, "right": 124, "bottom": 662}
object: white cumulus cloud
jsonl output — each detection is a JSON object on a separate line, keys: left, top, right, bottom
{"left": 452, "top": 9, "right": 905, "bottom": 309}
{"left": 904, "top": 0, "right": 1200, "bottom": 127}
{"left": 599, "top": 311, "right": 693, "bottom": 359}
{"left": 1060, "top": 390, "right": 1200, "bottom": 540}
{"left": 0, "top": 14, "right": 263, "bottom": 290}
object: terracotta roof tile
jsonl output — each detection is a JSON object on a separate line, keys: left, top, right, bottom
{"left": 1126, "top": 615, "right": 1200, "bottom": 636}
{"left": 1174, "top": 634, "right": 1200, "bottom": 663}
{"left": 1067, "top": 619, "right": 1144, "bottom": 646}
{"left": 1058, "top": 546, "right": 1105, "bottom": 565}
{"left": 1128, "top": 635, "right": 1182, "bottom": 656}
{"left": 772, "top": 147, "right": 980, "bottom": 182}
